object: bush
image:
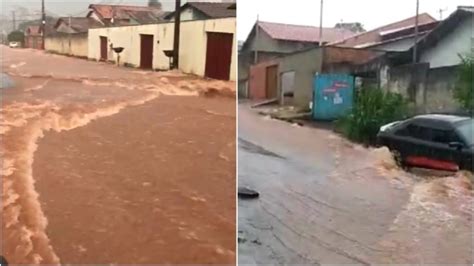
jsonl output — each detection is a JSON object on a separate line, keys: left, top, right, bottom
{"left": 7, "top": 31, "right": 25, "bottom": 43}
{"left": 453, "top": 56, "right": 473, "bottom": 113}
{"left": 337, "top": 87, "right": 409, "bottom": 145}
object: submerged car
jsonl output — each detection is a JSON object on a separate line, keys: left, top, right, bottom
{"left": 377, "top": 114, "right": 473, "bottom": 171}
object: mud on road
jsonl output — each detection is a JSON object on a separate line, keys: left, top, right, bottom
{"left": 1, "top": 47, "right": 236, "bottom": 264}
{"left": 238, "top": 104, "right": 473, "bottom": 265}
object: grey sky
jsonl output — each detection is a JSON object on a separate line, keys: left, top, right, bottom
{"left": 1, "top": 0, "right": 189, "bottom": 18}
{"left": 237, "top": 0, "right": 473, "bottom": 41}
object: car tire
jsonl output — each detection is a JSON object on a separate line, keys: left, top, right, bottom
{"left": 391, "top": 149, "right": 405, "bottom": 168}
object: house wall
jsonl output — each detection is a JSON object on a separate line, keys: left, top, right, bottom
{"left": 45, "top": 33, "right": 88, "bottom": 57}
{"left": 88, "top": 18, "right": 236, "bottom": 80}
{"left": 420, "top": 15, "right": 473, "bottom": 68}
{"left": 278, "top": 48, "right": 323, "bottom": 109}
{"left": 370, "top": 36, "right": 415, "bottom": 52}
{"left": 248, "top": 60, "right": 278, "bottom": 100}
{"left": 247, "top": 29, "right": 315, "bottom": 53}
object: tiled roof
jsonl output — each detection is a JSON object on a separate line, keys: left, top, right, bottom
{"left": 330, "top": 13, "right": 437, "bottom": 47}
{"left": 88, "top": 4, "right": 164, "bottom": 24}
{"left": 257, "top": 21, "right": 354, "bottom": 43}
{"left": 187, "top": 2, "right": 236, "bottom": 18}
{"left": 165, "top": 2, "right": 236, "bottom": 20}
{"left": 55, "top": 17, "right": 102, "bottom": 33}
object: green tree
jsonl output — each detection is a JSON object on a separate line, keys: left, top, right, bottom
{"left": 337, "top": 87, "right": 409, "bottom": 145}
{"left": 148, "top": 0, "right": 162, "bottom": 8}
{"left": 7, "top": 30, "right": 24, "bottom": 43}
{"left": 453, "top": 55, "right": 474, "bottom": 113}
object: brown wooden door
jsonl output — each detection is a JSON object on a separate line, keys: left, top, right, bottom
{"left": 100, "top": 36, "right": 107, "bottom": 61}
{"left": 205, "top": 32, "right": 233, "bottom": 80}
{"left": 140, "top": 34, "right": 154, "bottom": 69}
{"left": 266, "top": 65, "right": 278, "bottom": 99}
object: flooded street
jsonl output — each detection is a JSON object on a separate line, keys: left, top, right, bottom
{"left": 238, "top": 103, "right": 473, "bottom": 265}
{"left": 1, "top": 46, "right": 235, "bottom": 264}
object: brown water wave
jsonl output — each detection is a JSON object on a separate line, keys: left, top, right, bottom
{"left": 1, "top": 75, "right": 206, "bottom": 264}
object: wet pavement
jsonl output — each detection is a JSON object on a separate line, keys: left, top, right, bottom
{"left": 238, "top": 103, "right": 473, "bottom": 265}
{"left": 1, "top": 46, "right": 235, "bottom": 264}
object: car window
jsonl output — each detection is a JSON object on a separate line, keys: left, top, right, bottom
{"left": 405, "top": 124, "right": 431, "bottom": 140}
{"left": 431, "top": 129, "right": 460, "bottom": 144}
{"left": 456, "top": 119, "right": 474, "bottom": 146}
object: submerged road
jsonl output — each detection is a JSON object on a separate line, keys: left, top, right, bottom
{"left": 1, "top": 46, "right": 235, "bottom": 264}
{"left": 238, "top": 103, "right": 473, "bottom": 265}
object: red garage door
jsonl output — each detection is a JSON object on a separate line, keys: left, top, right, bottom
{"left": 205, "top": 32, "right": 233, "bottom": 80}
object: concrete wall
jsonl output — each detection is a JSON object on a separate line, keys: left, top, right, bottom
{"left": 88, "top": 18, "right": 236, "bottom": 80}
{"left": 45, "top": 33, "right": 88, "bottom": 57}
{"left": 279, "top": 48, "right": 323, "bottom": 109}
{"left": 420, "top": 15, "right": 473, "bottom": 68}
{"left": 386, "top": 63, "right": 461, "bottom": 113}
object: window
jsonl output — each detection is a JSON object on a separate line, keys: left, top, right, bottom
{"left": 406, "top": 124, "right": 431, "bottom": 140}
{"left": 431, "top": 129, "right": 458, "bottom": 144}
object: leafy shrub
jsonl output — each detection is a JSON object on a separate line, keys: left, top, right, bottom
{"left": 453, "top": 56, "right": 473, "bottom": 113}
{"left": 337, "top": 87, "right": 409, "bottom": 145}
{"left": 7, "top": 31, "right": 25, "bottom": 43}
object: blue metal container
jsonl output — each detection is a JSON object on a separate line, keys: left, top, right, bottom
{"left": 312, "top": 74, "right": 354, "bottom": 120}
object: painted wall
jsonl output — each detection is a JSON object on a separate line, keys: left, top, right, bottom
{"left": 45, "top": 33, "right": 88, "bottom": 57}
{"left": 248, "top": 60, "right": 278, "bottom": 100}
{"left": 279, "top": 48, "right": 323, "bottom": 109}
{"left": 88, "top": 18, "right": 236, "bottom": 80}
{"left": 420, "top": 15, "right": 473, "bottom": 68}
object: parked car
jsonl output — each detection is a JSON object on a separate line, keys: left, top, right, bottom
{"left": 8, "top": 41, "right": 19, "bottom": 48}
{"left": 377, "top": 114, "right": 473, "bottom": 171}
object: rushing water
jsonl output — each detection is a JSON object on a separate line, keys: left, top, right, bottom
{"left": 1, "top": 47, "right": 235, "bottom": 264}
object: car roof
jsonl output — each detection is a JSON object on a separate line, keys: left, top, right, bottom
{"left": 413, "top": 114, "right": 471, "bottom": 124}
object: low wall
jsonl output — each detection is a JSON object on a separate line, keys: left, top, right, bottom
{"left": 88, "top": 18, "right": 236, "bottom": 81}
{"left": 386, "top": 63, "right": 461, "bottom": 113}
{"left": 45, "top": 33, "right": 88, "bottom": 58}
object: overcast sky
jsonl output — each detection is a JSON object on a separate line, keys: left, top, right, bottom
{"left": 237, "top": 0, "right": 473, "bottom": 41}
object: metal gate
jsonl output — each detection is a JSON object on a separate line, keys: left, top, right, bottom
{"left": 140, "top": 34, "right": 154, "bottom": 69}
{"left": 205, "top": 32, "right": 233, "bottom": 80}
{"left": 312, "top": 74, "right": 354, "bottom": 120}
{"left": 100, "top": 36, "right": 108, "bottom": 61}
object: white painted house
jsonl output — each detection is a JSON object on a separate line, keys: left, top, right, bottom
{"left": 417, "top": 6, "right": 474, "bottom": 68}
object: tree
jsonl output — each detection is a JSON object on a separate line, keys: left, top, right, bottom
{"left": 335, "top": 22, "right": 366, "bottom": 33}
{"left": 7, "top": 30, "right": 24, "bottom": 43}
{"left": 453, "top": 55, "right": 474, "bottom": 113}
{"left": 148, "top": 0, "right": 162, "bottom": 9}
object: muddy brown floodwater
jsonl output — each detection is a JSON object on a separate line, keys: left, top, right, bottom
{"left": 1, "top": 46, "right": 235, "bottom": 264}
{"left": 238, "top": 104, "right": 473, "bottom": 265}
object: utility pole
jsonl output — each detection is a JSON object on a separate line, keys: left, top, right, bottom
{"left": 68, "top": 15, "right": 72, "bottom": 52}
{"left": 412, "top": 0, "right": 419, "bottom": 64}
{"left": 172, "top": 0, "right": 181, "bottom": 69}
{"left": 438, "top": 7, "right": 447, "bottom": 20}
{"left": 319, "top": 0, "right": 323, "bottom": 46}
{"left": 254, "top": 15, "right": 259, "bottom": 64}
{"left": 41, "top": 0, "right": 46, "bottom": 50}
{"left": 12, "top": 11, "right": 16, "bottom": 31}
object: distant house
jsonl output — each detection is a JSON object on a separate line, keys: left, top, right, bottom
{"left": 44, "top": 17, "right": 102, "bottom": 58}
{"left": 331, "top": 13, "right": 438, "bottom": 52}
{"left": 24, "top": 24, "right": 54, "bottom": 49}
{"left": 86, "top": 4, "right": 166, "bottom": 26}
{"left": 24, "top": 25, "right": 42, "bottom": 49}
{"left": 54, "top": 17, "right": 102, "bottom": 34}
{"left": 238, "top": 21, "right": 354, "bottom": 97}
{"left": 165, "top": 2, "right": 236, "bottom": 21}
